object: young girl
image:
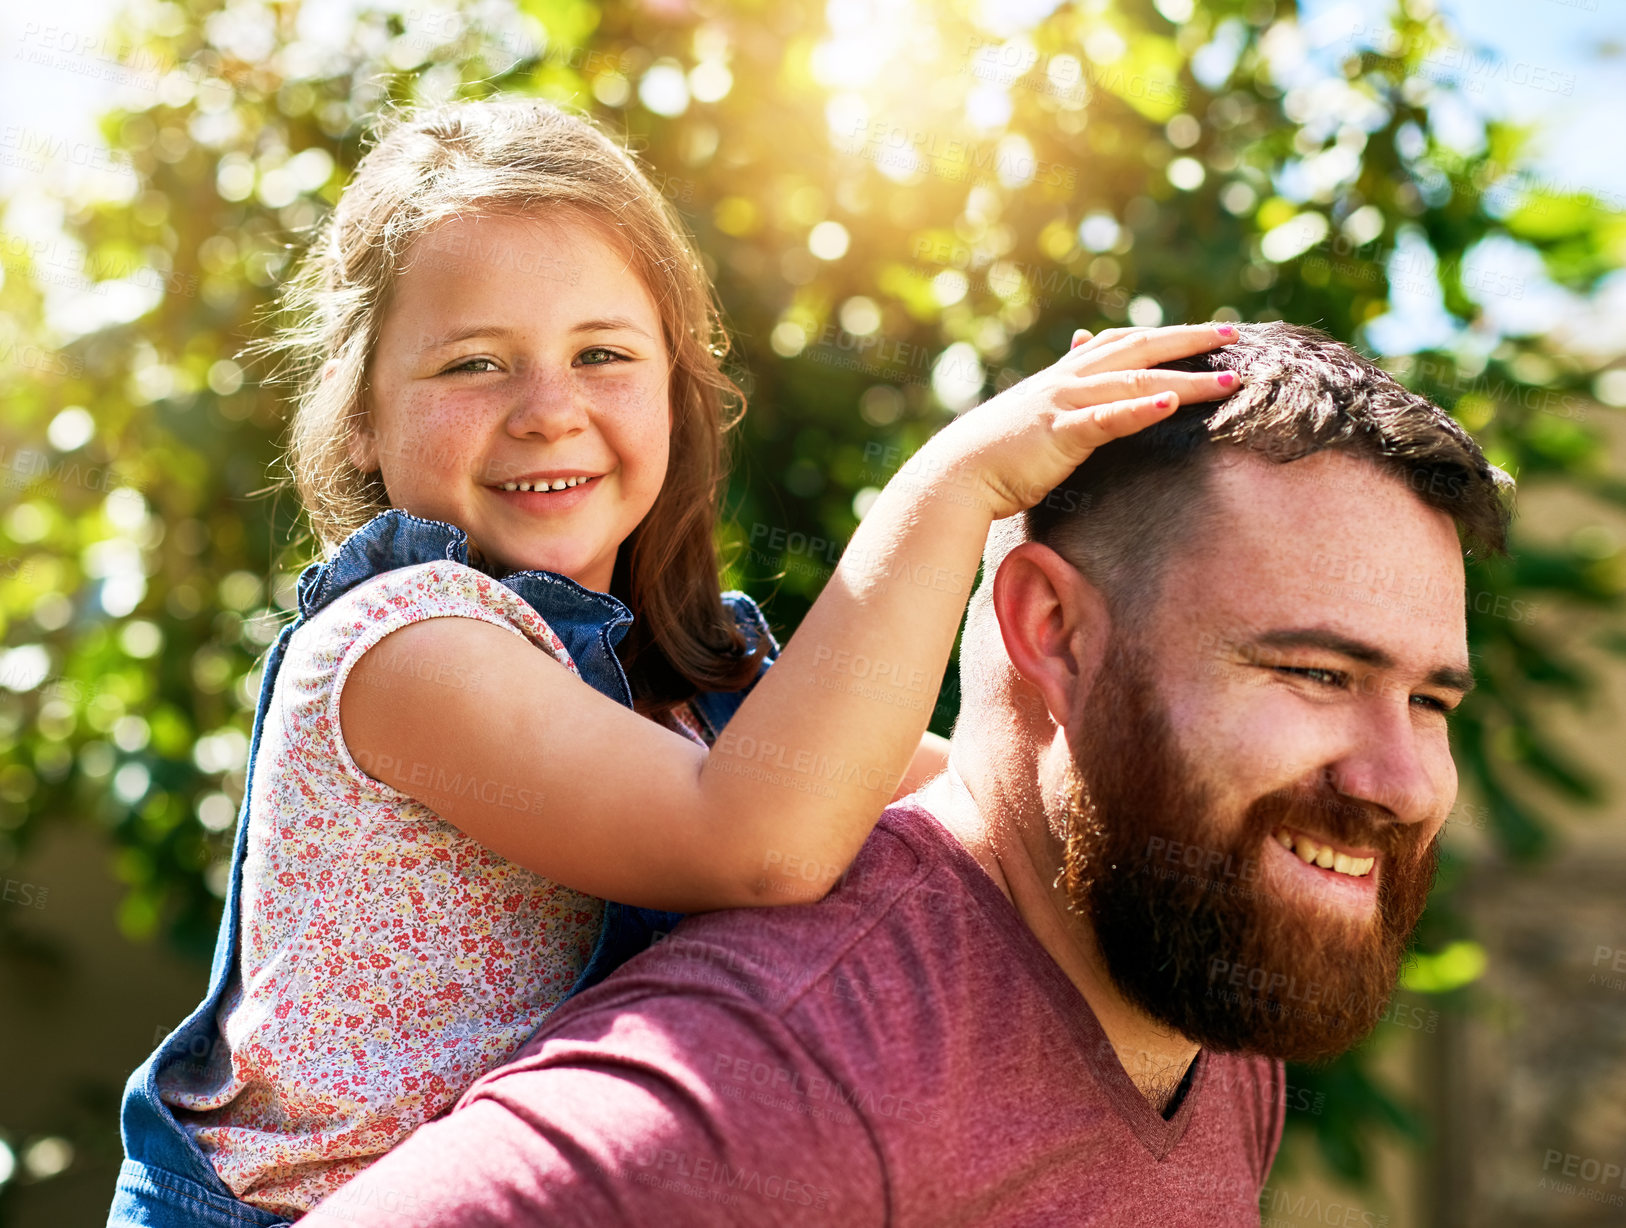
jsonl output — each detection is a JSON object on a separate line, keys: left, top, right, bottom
{"left": 110, "top": 98, "right": 1237, "bottom": 1225}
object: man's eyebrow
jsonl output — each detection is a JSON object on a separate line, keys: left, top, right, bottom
{"left": 1248, "top": 628, "right": 1476, "bottom": 695}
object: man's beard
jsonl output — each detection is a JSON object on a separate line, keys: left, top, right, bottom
{"left": 1059, "top": 637, "right": 1439, "bottom": 1063}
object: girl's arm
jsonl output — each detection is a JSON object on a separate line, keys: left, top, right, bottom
{"left": 342, "top": 324, "right": 1239, "bottom": 911}
{"left": 894, "top": 733, "right": 950, "bottom": 803}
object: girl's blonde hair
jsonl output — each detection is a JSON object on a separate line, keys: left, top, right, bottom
{"left": 269, "top": 97, "right": 764, "bottom": 711}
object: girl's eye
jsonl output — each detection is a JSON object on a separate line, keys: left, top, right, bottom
{"left": 576, "top": 347, "right": 628, "bottom": 367}
{"left": 444, "top": 357, "right": 500, "bottom": 374}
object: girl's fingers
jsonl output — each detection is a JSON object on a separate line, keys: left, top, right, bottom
{"left": 1070, "top": 328, "right": 1093, "bottom": 349}
{"left": 1060, "top": 367, "right": 1237, "bottom": 409}
{"left": 1066, "top": 325, "right": 1148, "bottom": 359}
{"left": 1054, "top": 390, "right": 1183, "bottom": 451}
{"left": 1068, "top": 322, "right": 1238, "bottom": 375}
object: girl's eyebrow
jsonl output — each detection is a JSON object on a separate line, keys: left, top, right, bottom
{"left": 424, "top": 317, "right": 654, "bottom": 349}
{"left": 571, "top": 315, "right": 654, "bottom": 339}
{"left": 426, "top": 324, "right": 513, "bottom": 349}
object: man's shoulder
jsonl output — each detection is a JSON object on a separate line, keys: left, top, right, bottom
{"left": 516, "top": 802, "right": 1001, "bottom": 1060}
{"left": 448, "top": 801, "right": 993, "bottom": 1174}
{"left": 657, "top": 804, "right": 961, "bottom": 1001}
{"left": 658, "top": 804, "right": 953, "bottom": 970}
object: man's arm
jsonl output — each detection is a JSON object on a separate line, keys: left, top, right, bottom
{"left": 300, "top": 993, "right": 887, "bottom": 1228}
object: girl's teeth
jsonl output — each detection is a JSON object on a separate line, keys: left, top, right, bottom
{"left": 500, "top": 477, "right": 589, "bottom": 492}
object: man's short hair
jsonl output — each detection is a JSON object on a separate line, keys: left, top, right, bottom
{"left": 1000, "top": 322, "right": 1514, "bottom": 623}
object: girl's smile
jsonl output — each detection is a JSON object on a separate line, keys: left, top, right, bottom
{"left": 352, "top": 211, "right": 672, "bottom": 590}
{"left": 486, "top": 470, "right": 608, "bottom": 513}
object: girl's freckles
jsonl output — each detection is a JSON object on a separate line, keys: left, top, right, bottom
{"left": 586, "top": 386, "right": 665, "bottom": 412}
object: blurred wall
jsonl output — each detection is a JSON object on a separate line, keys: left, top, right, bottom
{"left": 1, "top": 818, "right": 211, "bottom": 1225}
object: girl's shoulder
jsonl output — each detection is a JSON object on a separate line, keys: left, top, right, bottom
{"left": 293, "top": 558, "right": 577, "bottom": 675}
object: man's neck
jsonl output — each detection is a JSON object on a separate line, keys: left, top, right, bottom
{"left": 919, "top": 762, "right": 1200, "bottom": 1114}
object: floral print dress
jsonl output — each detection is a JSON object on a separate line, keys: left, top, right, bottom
{"left": 157, "top": 560, "right": 700, "bottom": 1216}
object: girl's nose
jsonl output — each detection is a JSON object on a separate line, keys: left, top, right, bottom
{"left": 505, "top": 362, "right": 590, "bottom": 442}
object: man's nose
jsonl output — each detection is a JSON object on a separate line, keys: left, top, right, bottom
{"left": 1323, "top": 702, "right": 1449, "bottom": 826}
{"left": 505, "top": 360, "right": 589, "bottom": 441}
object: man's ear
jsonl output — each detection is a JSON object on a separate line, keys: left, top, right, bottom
{"left": 991, "top": 543, "right": 1111, "bottom": 727}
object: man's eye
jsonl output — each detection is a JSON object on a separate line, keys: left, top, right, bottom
{"left": 1275, "top": 666, "right": 1346, "bottom": 688}
{"left": 444, "top": 357, "right": 499, "bottom": 374}
{"left": 1411, "top": 693, "right": 1456, "bottom": 715}
{"left": 576, "top": 347, "right": 628, "bottom": 367}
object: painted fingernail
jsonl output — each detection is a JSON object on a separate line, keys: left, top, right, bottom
{"left": 1215, "top": 324, "right": 1238, "bottom": 339}
{"left": 1155, "top": 392, "right": 1176, "bottom": 408}
{"left": 1217, "top": 371, "right": 1238, "bottom": 388}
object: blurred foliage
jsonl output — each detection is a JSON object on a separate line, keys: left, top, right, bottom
{"left": 1, "top": 0, "right": 1623, "bottom": 1198}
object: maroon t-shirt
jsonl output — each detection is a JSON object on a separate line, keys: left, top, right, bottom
{"left": 302, "top": 802, "right": 1284, "bottom": 1226}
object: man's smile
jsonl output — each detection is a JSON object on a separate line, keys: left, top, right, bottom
{"left": 1262, "top": 825, "right": 1383, "bottom": 916}
{"left": 1270, "top": 825, "right": 1375, "bottom": 877}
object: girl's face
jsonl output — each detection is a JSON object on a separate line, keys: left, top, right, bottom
{"left": 354, "top": 211, "right": 672, "bottom": 590}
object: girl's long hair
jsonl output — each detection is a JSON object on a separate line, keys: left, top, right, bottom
{"left": 264, "top": 98, "right": 764, "bottom": 714}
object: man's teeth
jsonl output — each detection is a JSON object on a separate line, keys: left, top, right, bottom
{"left": 1273, "top": 829, "right": 1374, "bottom": 878}
{"left": 500, "top": 477, "right": 590, "bottom": 492}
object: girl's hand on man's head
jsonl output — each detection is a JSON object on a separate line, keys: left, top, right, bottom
{"left": 916, "top": 322, "right": 1244, "bottom": 523}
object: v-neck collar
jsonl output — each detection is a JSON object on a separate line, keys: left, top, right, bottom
{"left": 1058, "top": 964, "right": 1208, "bottom": 1158}
{"left": 891, "top": 801, "right": 1208, "bottom": 1159}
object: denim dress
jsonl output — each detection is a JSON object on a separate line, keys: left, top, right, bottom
{"left": 107, "top": 509, "right": 778, "bottom": 1227}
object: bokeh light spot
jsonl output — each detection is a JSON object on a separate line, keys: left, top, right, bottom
{"left": 808, "top": 221, "right": 851, "bottom": 261}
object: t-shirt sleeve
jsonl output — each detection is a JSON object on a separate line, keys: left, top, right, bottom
{"left": 285, "top": 560, "right": 577, "bottom": 800}
{"left": 298, "top": 990, "right": 887, "bottom": 1228}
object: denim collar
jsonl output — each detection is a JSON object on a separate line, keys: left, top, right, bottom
{"left": 295, "top": 509, "right": 637, "bottom": 706}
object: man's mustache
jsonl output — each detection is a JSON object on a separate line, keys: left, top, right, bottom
{"left": 1244, "top": 778, "right": 1429, "bottom": 868}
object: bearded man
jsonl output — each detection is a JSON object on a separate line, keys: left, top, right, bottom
{"left": 302, "top": 323, "right": 1511, "bottom": 1227}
